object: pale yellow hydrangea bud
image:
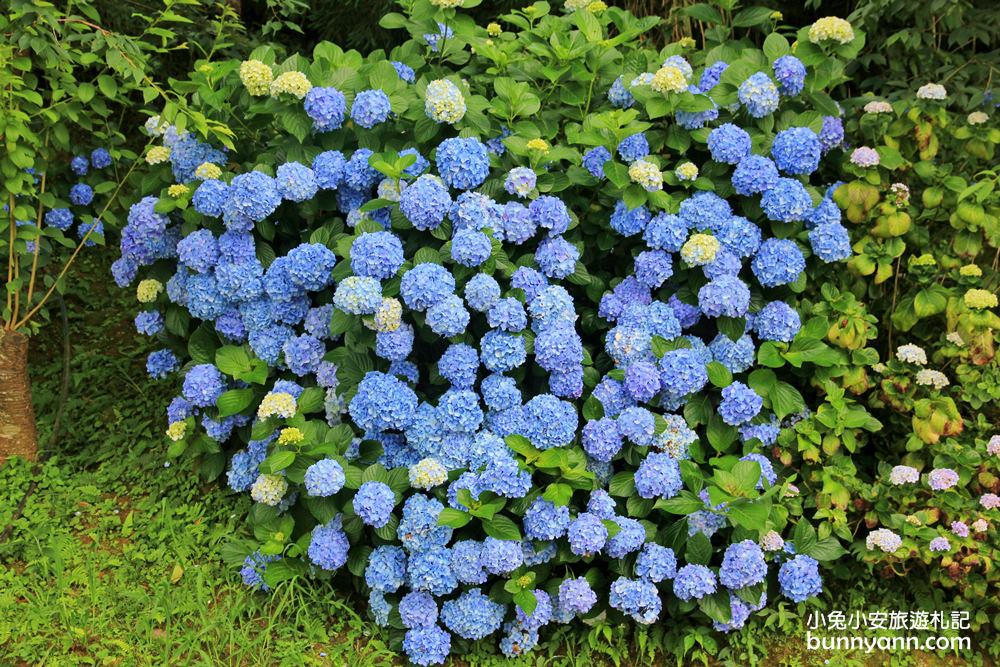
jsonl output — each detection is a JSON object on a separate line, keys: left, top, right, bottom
{"left": 250, "top": 474, "right": 288, "bottom": 506}
{"left": 675, "top": 162, "right": 698, "bottom": 181}
{"left": 628, "top": 160, "right": 663, "bottom": 192}
{"left": 964, "top": 288, "right": 998, "bottom": 309}
{"left": 145, "top": 146, "right": 171, "bottom": 165}
{"left": 277, "top": 427, "right": 305, "bottom": 445}
{"left": 409, "top": 458, "right": 449, "bottom": 489}
{"left": 258, "top": 391, "right": 297, "bottom": 420}
{"left": 166, "top": 421, "right": 187, "bottom": 441}
{"left": 269, "top": 71, "right": 312, "bottom": 99}
{"left": 240, "top": 59, "right": 273, "bottom": 96}
{"left": 195, "top": 162, "right": 222, "bottom": 180}
{"left": 808, "top": 17, "right": 855, "bottom": 44}
{"left": 168, "top": 184, "right": 189, "bottom": 198}
{"left": 651, "top": 65, "right": 686, "bottom": 94}
{"left": 526, "top": 138, "right": 550, "bottom": 153}
{"left": 680, "top": 233, "right": 719, "bottom": 266}
{"left": 137, "top": 279, "right": 163, "bottom": 303}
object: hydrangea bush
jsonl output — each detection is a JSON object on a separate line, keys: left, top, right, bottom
{"left": 112, "top": 1, "right": 873, "bottom": 661}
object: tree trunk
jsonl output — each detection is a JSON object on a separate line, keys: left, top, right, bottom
{"left": 0, "top": 329, "right": 37, "bottom": 462}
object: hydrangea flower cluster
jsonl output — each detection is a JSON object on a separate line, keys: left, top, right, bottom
{"left": 110, "top": 16, "right": 860, "bottom": 663}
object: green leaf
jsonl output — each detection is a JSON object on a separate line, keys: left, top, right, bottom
{"left": 706, "top": 361, "right": 733, "bottom": 388}
{"left": 361, "top": 463, "right": 390, "bottom": 485}
{"left": 699, "top": 590, "right": 733, "bottom": 624}
{"left": 727, "top": 499, "right": 770, "bottom": 531}
{"left": 438, "top": 508, "right": 472, "bottom": 528}
{"left": 733, "top": 6, "right": 775, "bottom": 27}
{"left": 216, "top": 346, "right": 252, "bottom": 378}
{"left": 763, "top": 33, "right": 790, "bottom": 61}
{"left": 483, "top": 515, "right": 523, "bottom": 541}
{"left": 655, "top": 491, "right": 707, "bottom": 515}
{"left": 800, "top": 536, "right": 847, "bottom": 561}
{"left": 686, "top": 531, "right": 713, "bottom": 565}
{"left": 609, "top": 472, "right": 635, "bottom": 497}
{"left": 513, "top": 589, "right": 538, "bottom": 616}
{"left": 770, "top": 381, "right": 805, "bottom": 420}
{"left": 542, "top": 482, "right": 574, "bottom": 506}
{"left": 217, "top": 388, "right": 254, "bottom": 418}
{"left": 793, "top": 520, "right": 818, "bottom": 555}
{"left": 296, "top": 387, "right": 325, "bottom": 414}
{"left": 731, "top": 460, "right": 762, "bottom": 492}
{"left": 263, "top": 450, "right": 295, "bottom": 473}
{"left": 717, "top": 316, "right": 745, "bottom": 342}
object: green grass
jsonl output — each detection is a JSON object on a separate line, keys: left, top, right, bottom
{"left": 0, "top": 257, "right": 986, "bottom": 666}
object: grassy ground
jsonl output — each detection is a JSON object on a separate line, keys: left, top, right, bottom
{"left": 0, "top": 257, "right": 986, "bottom": 666}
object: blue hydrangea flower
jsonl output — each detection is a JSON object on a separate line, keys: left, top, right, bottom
{"left": 353, "top": 481, "right": 395, "bottom": 528}
{"left": 435, "top": 137, "right": 490, "bottom": 191}
{"left": 609, "top": 577, "right": 661, "bottom": 624}
{"left": 399, "top": 591, "right": 438, "bottom": 629}
{"left": 350, "top": 89, "right": 392, "bottom": 128}
{"left": 224, "top": 172, "right": 281, "bottom": 231}
{"left": 719, "top": 381, "right": 763, "bottom": 426}
{"left": 559, "top": 578, "right": 597, "bottom": 615}
{"left": 332, "top": 275, "right": 379, "bottom": 315}
{"left": 673, "top": 564, "right": 718, "bottom": 601}
{"left": 481, "top": 374, "right": 519, "bottom": 411}
{"left": 392, "top": 61, "right": 416, "bottom": 83}
{"left": 754, "top": 300, "right": 801, "bottom": 342}
{"left": 304, "top": 459, "right": 345, "bottom": 496}
{"left": 581, "top": 417, "right": 622, "bottom": 462}
{"left": 313, "top": 150, "right": 346, "bottom": 189}
{"left": 427, "top": 295, "right": 470, "bottom": 338}
{"left": 349, "top": 371, "right": 418, "bottom": 432}
{"left": 708, "top": 333, "right": 755, "bottom": 373}
{"left": 708, "top": 124, "right": 752, "bottom": 164}
{"left": 70, "top": 183, "right": 94, "bottom": 206}
{"left": 617, "top": 133, "right": 649, "bottom": 162}
{"left": 504, "top": 167, "right": 537, "bottom": 197}
{"left": 634, "top": 250, "right": 673, "bottom": 289}
{"left": 583, "top": 146, "right": 612, "bottom": 179}
{"left": 307, "top": 517, "right": 350, "bottom": 571}
{"left": 607, "top": 75, "right": 635, "bottom": 108}
{"left": 275, "top": 161, "right": 318, "bottom": 202}
{"left": 465, "top": 273, "right": 501, "bottom": 312}
{"left": 304, "top": 86, "right": 346, "bottom": 132}
{"left": 480, "top": 330, "right": 526, "bottom": 372}
{"left": 351, "top": 232, "right": 404, "bottom": 279}
{"left": 146, "top": 349, "right": 179, "bottom": 379}
{"left": 643, "top": 213, "right": 688, "bottom": 252}
{"left": 698, "top": 61, "right": 728, "bottom": 92}
{"left": 659, "top": 348, "right": 708, "bottom": 400}
{"left": 44, "top": 208, "right": 74, "bottom": 231}
{"left": 778, "top": 555, "right": 822, "bottom": 602}
{"left": 134, "top": 311, "right": 164, "bottom": 336}
{"left": 635, "top": 543, "right": 677, "bottom": 582}
{"left": 451, "top": 191, "right": 498, "bottom": 231}
{"left": 624, "top": 361, "right": 661, "bottom": 403}
{"left": 520, "top": 394, "right": 577, "bottom": 449}
{"left": 738, "top": 72, "right": 780, "bottom": 117}
{"left": 480, "top": 537, "right": 524, "bottom": 575}
{"left": 408, "top": 546, "right": 458, "bottom": 595}
{"left": 761, "top": 178, "right": 813, "bottom": 223}
{"left": 732, "top": 155, "right": 780, "bottom": 195}
{"left": 819, "top": 115, "right": 844, "bottom": 153}
{"left": 240, "top": 551, "right": 278, "bottom": 591}
{"left": 400, "top": 175, "right": 452, "bottom": 231}
{"left": 176, "top": 230, "right": 219, "bottom": 273}
{"left": 524, "top": 498, "right": 570, "bottom": 541}
{"left": 808, "top": 222, "right": 851, "bottom": 262}
{"left": 771, "top": 128, "right": 822, "bottom": 175}
{"left": 401, "top": 263, "right": 455, "bottom": 311}
{"left": 698, "top": 275, "right": 751, "bottom": 318}
{"left": 403, "top": 626, "right": 451, "bottom": 666}
{"left": 610, "top": 200, "right": 651, "bottom": 237}
{"left": 568, "top": 512, "right": 609, "bottom": 555}
{"left": 535, "top": 236, "right": 579, "bottom": 279}
{"left": 511, "top": 266, "right": 548, "bottom": 302}
{"left": 451, "top": 228, "right": 492, "bottom": 267}
{"left": 752, "top": 238, "right": 805, "bottom": 287}
{"left": 605, "top": 516, "right": 645, "bottom": 558}
{"left": 182, "top": 364, "right": 225, "bottom": 407}
{"left": 773, "top": 55, "right": 806, "bottom": 95}
{"left": 441, "top": 590, "right": 505, "bottom": 641}
{"left": 71, "top": 155, "right": 89, "bottom": 176}
{"left": 720, "top": 540, "right": 768, "bottom": 590}
{"left": 635, "top": 452, "right": 682, "bottom": 499}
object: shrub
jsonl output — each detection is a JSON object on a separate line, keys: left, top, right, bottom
{"left": 112, "top": 1, "right": 874, "bottom": 662}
